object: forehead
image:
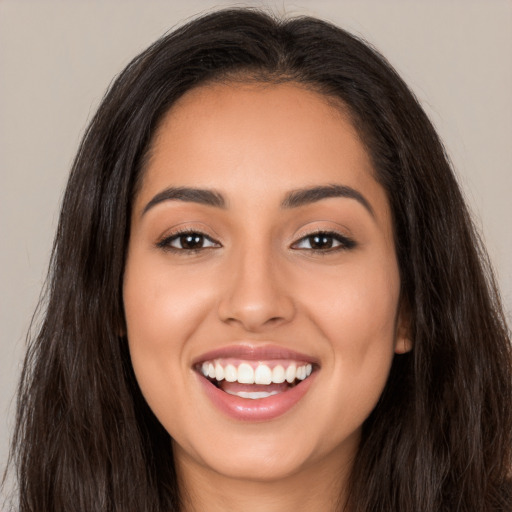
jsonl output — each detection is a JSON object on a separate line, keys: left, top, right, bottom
{"left": 135, "top": 81, "right": 390, "bottom": 226}
{"left": 149, "top": 81, "right": 364, "bottom": 171}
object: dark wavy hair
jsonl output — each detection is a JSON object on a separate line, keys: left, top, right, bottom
{"left": 4, "top": 8, "right": 511, "bottom": 512}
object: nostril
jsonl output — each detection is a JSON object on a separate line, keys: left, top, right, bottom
{"left": 221, "top": 315, "right": 290, "bottom": 334}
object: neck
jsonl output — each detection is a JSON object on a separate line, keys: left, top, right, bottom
{"left": 175, "top": 445, "right": 354, "bottom": 512}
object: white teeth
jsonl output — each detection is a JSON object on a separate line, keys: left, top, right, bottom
{"left": 285, "top": 364, "right": 297, "bottom": 383}
{"left": 272, "top": 365, "right": 286, "bottom": 383}
{"left": 200, "top": 360, "right": 314, "bottom": 385}
{"left": 215, "top": 363, "right": 224, "bottom": 381}
{"left": 237, "top": 363, "right": 254, "bottom": 384}
{"left": 224, "top": 364, "right": 237, "bottom": 382}
{"left": 225, "top": 390, "right": 280, "bottom": 399}
{"left": 254, "top": 364, "right": 272, "bottom": 385}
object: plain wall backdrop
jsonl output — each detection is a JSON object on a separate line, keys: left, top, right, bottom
{"left": 1, "top": 0, "right": 511, "bottom": 479}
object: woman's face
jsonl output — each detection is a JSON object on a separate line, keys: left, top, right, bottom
{"left": 123, "top": 82, "right": 410, "bottom": 483}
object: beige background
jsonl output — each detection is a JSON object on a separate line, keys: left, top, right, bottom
{"left": 1, "top": 0, "right": 511, "bottom": 476}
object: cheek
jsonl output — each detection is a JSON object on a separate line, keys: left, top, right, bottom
{"left": 122, "top": 254, "right": 215, "bottom": 412}
{"left": 124, "top": 256, "right": 214, "bottom": 349}
{"left": 300, "top": 254, "right": 400, "bottom": 386}
{"left": 309, "top": 247, "right": 399, "bottom": 335}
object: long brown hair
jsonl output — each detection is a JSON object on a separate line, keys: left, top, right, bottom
{"left": 5, "top": 8, "right": 511, "bottom": 511}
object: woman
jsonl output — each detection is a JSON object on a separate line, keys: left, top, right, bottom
{"left": 6, "top": 8, "right": 511, "bottom": 512}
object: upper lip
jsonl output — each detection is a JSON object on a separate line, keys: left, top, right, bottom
{"left": 192, "top": 343, "right": 319, "bottom": 366}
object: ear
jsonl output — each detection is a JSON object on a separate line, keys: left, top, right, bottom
{"left": 115, "top": 314, "right": 127, "bottom": 338}
{"left": 394, "top": 301, "right": 413, "bottom": 354}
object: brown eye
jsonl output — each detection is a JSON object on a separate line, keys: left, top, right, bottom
{"left": 157, "top": 231, "right": 220, "bottom": 252}
{"left": 178, "top": 233, "right": 205, "bottom": 249}
{"left": 292, "top": 231, "right": 356, "bottom": 252}
{"left": 309, "top": 234, "right": 334, "bottom": 250}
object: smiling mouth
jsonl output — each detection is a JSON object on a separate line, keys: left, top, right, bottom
{"left": 196, "top": 359, "right": 315, "bottom": 399}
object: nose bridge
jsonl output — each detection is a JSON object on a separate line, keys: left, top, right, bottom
{"left": 217, "top": 236, "right": 294, "bottom": 330}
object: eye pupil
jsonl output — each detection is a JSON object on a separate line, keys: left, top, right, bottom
{"left": 310, "top": 234, "right": 333, "bottom": 249}
{"left": 181, "top": 234, "right": 203, "bottom": 249}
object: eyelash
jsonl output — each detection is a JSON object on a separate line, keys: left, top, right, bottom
{"left": 291, "top": 230, "right": 356, "bottom": 253}
{"left": 156, "top": 229, "right": 220, "bottom": 254}
{"left": 156, "top": 229, "right": 356, "bottom": 254}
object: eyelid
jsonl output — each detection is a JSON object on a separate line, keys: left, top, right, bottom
{"left": 290, "top": 229, "right": 356, "bottom": 252}
{"left": 156, "top": 226, "right": 222, "bottom": 252}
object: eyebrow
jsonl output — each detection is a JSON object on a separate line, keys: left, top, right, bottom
{"left": 281, "top": 184, "right": 374, "bottom": 216}
{"left": 142, "top": 183, "right": 374, "bottom": 217}
{"left": 142, "top": 187, "right": 226, "bottom": 215}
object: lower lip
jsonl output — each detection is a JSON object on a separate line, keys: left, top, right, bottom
{"left": 197, "top": 372, "right": 316, "bottom": 421}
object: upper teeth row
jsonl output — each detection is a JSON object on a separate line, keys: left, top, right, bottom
{"left": 200, "top": 362, "right": 313, "bottom": 385}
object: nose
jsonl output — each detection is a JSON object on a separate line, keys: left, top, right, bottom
{"left": 217, "top": 245, "right": 295, "bottom": 332}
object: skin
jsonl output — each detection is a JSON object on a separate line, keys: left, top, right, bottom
{"left": 123, "top": 82, "right": 411, "bottom": 512}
